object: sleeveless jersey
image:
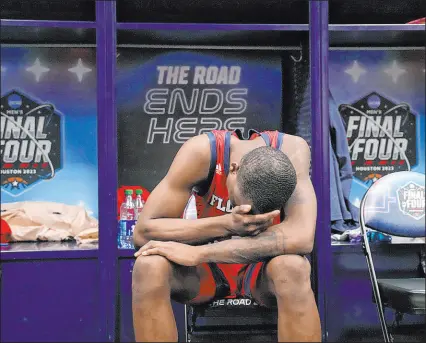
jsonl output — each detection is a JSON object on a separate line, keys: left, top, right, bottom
{"left": 193, "top": 129, "right": 285, "bottom": 225}
{"left": 189, "top": 129, "right": 286, "bottom": 298}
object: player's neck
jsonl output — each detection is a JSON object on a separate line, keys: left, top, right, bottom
{"left": 230, "top": 135, "right": 266, "bottom": 164}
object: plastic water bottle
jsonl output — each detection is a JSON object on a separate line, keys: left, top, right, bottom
{"left": 117, "top": 220, "right": 126, "bottom": 248}
{"left": 367, "top": 230, "right": 392, "bottom": 243}
{"left": 121, "top": 189, "right": 135, "bottom": 220}
{"left": 118, "top": 189, "right": 135, "bottom": 248}
{"left": 135, "top": 189, "right": 145, "bottom": 220}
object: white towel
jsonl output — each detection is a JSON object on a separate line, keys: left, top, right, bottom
{"left": 1, "top": 201, "right": 98, "bottom": 244}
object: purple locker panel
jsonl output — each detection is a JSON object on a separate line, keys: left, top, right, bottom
{"left": 118, "top": 258, "right": 186, "bottom": 342}
{"left": 0, "top": 259, "right": 100, "bottom": 342}
{"left": 327, "top": 244, "right": 425, "bottom": 342}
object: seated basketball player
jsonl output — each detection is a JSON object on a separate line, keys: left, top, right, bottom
{"left": 132, "top": 130, "right": 321, "bottom": 342}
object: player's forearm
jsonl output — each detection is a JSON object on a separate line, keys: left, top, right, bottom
{"left": 134, "top": 215, "right": 231, "bottom": 247}
{"left": 197, "top": 225, "right": 313, "bottom": 264}
{"left": 196, "top": 229, "right": 282, "bottom": 264}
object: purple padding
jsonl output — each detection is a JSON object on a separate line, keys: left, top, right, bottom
{"left": 329, "top": 24, "right": 425, "bottom": 31}
{"left": 0, "top": 259, "right": 100, "bottom": 342}
{"left": 0, "top": 242, "right": 98, "bottom": 261}
{"left": 363, "top": 172, "right": 425, "bottom": 238}
{"left": 117, "top": 22, "right": 308, "bottom": 31}
{"left": 0, "top": 19, "right": 96, "bottom": 28}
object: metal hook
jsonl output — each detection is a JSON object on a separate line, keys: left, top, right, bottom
{"left": 290, "top": 43, "right": 303, "bottom": 63}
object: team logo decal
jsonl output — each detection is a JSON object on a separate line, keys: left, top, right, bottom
{"left": 397, "top": 182, "right": 425, "bottom": 220}
{"left": 1, "top": 90, "right": 62, "bottom": 196}
{"left": 339, "top": 92, "right": 417, "bottom": 184}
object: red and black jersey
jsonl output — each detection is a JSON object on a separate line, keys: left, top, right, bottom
{"left": 186, "top": 129, "right": 286, "bottom": 299}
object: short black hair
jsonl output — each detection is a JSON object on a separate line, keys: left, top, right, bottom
{"left": 237, "top": 146, "right": 297, "bottom": 214}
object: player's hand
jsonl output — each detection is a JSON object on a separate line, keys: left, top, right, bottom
{"left": 134, "top": 240, "right": 201, "bottom": 267}
{"left": 225, "top": 205, "right": 280, "bottom": 237}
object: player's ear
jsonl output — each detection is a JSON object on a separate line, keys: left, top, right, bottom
{"left": 229, "top": 162, "right": 240, "bottom": 174}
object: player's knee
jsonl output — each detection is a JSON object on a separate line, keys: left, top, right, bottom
{"left": 266, "top": 255, "right": 311, "bottom": 299}
{"left": 132, "top": 255, "right": 172, "bottom": 295}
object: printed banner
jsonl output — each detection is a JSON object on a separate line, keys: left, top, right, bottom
{"left": 397, "top": 180, "right": 425, "bottom": 221}
{"left": 1, "top": 89, "right": 63, "bottom": 194}
{"left": 1, "top": 47, "right": 98, "bottom": 219}
{"left": 329, "top": 49, "right": 425, "bottom": 207}
{"left": 117, "top": 49, "right": 283, "bottom": 191}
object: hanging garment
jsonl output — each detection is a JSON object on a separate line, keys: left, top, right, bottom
{"left": 297, "top": 78, "right": 359, "bottom": 232}
{"left": 329, "top": 91, "right": 359, "bottom": 232}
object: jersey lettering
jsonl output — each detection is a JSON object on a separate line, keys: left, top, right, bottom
{"left": 209, "top": 194, "right": 233, "bottom": 213}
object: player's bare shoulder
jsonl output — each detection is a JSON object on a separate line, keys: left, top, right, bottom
{"left": 280, "top": 134, "right": 311, "bottom": 173}
{"left": 180, "top": 134, "right": 211, "bottom": 159}
{"left": 167, "top": 134, "right": 212, "bottom": 185}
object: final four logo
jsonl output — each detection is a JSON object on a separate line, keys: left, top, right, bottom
{"left": 339, "top": 92, "right": 417, "bottom": 184}
{"left": 397, "top": 182, "right": 425, "bottom": 220}
{"left": 0, "top": 90, "right": 62, "bottom": 196}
